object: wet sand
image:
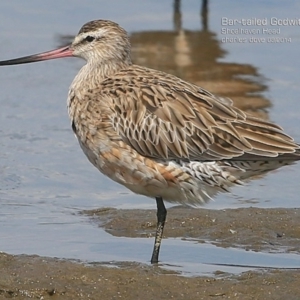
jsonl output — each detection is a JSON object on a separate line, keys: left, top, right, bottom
{"left": 1, "top": 207, "right": 300, "bottom": 300}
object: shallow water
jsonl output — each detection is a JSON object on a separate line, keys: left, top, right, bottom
{"left": 0, "top": 0, "right": 300, "bottom": 275}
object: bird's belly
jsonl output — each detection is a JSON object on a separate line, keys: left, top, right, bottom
{"left": 76, "top": 131, "right": 287, "bottom": 207}
{"left": 76, "top": 139, "right": 195, "bottom": 203}
{"left": 77, "top": 139, "right": 243, "bottom": 206}
{"left": 76, "top": 136, "right": 295, "bottom": 206}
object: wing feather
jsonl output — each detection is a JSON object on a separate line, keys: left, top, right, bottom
{"left": 105, "top": 66, "right": 299, "bottom": 161}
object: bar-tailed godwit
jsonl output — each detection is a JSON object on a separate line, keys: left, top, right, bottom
{"left": 0, "top": 20, "right": 299, "bottom": 263}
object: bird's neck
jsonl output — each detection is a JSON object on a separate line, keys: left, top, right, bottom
{"left": 71, "top": 59, "right": 131, "bottom": 91}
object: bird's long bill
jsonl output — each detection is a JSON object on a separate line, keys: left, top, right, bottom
{"left": 0, "top": 45, "right": 73, "bottom": 66}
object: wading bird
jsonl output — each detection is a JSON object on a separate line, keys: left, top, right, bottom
{"left": 0, "top": 20, "right": 299, "bottom": 263}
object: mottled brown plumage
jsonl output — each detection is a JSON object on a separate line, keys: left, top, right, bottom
{"left": 0, "top": 20, "right": 299, "bottom": 263}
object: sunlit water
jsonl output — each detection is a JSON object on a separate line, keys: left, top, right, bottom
{"left": 0, "top": 0, "right": 300, "bottom": 275}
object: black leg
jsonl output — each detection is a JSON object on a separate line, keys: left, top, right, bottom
{"left": 150, "top": 197, "right": 167, "bottom": 264}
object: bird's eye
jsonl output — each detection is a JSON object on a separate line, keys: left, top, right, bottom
{"left": 85, "top": 35, "right": 95, "bottom": 42}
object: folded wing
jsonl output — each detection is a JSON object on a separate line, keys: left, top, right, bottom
{"left": 104, "top": 66, "right": 299, "bottom": 161}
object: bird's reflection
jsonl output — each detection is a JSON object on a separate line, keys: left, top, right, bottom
{"left": 131, "top": 0, "right": 270, "bottom": 119}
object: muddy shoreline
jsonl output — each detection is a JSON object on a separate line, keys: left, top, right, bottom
{"left": 1, "top": 207, "right": 300, "bottom": 299}
{"left": 84, "top": 206, "right": 300, "bottom": 254}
